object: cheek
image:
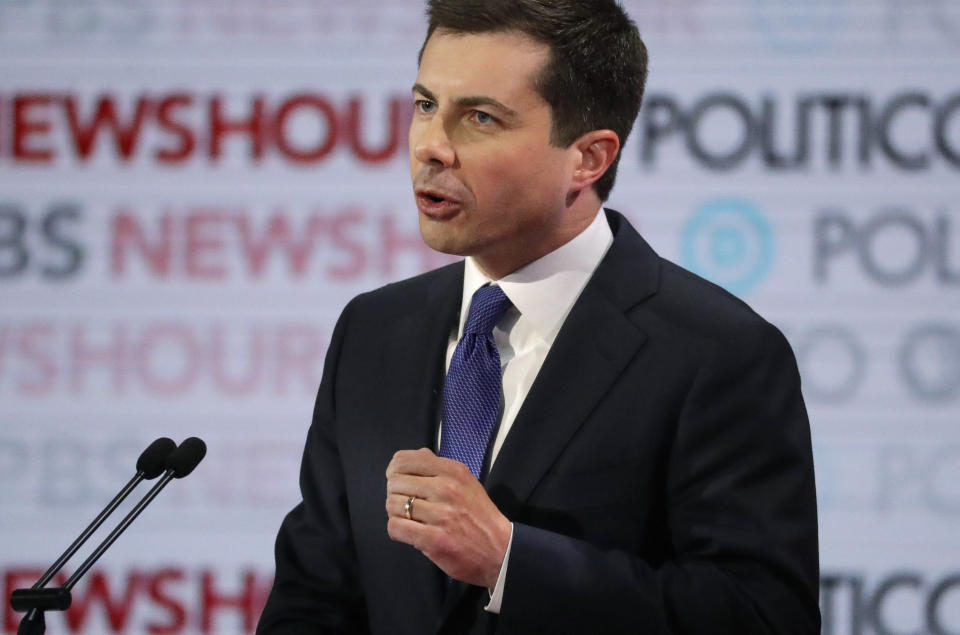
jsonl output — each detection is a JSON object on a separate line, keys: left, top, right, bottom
{"left": 470, "top": 168, "right": 528, "bottom": 226}
{"left": 408, "top": 136, "right": 418, "bottom": 177}
{"left": 462, "top": 140, "right": 570, "bottom": 213}
{"left": 408, "top": 121, "right": 425, "bottom": 177}
{"left": 478, "top": 152, "right": 542, "bottom": 196}
{"left": 490, "top": 154, "right": 567, "bottom": 210}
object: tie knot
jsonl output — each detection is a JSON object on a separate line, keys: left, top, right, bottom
{"left": 463, "top": 285, "right": 512, "bottom": 335}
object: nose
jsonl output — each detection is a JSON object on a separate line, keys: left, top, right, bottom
{"left": 411, "top": 114, "right": 455, "bottom": 168}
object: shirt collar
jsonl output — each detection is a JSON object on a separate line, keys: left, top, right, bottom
{"left": 459, "top": 207, "right": 613, "bottom": 343}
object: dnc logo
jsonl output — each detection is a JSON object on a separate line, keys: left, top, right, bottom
{"left": 681, "top": 198, "right": 775, "bottom": 297}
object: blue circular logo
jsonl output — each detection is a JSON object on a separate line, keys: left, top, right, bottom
{"left": 681, "top": 198, "right": 775, "bottom": 296}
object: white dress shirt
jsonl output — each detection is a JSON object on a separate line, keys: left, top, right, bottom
{"left": 439, "top": 208, "right": 613, "bottom": 613}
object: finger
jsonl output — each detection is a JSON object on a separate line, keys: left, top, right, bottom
{"left": 385, "top": 473, "right": 437, "bottom": 498}
{"left": 387, "top": 472, "right": 474, "bottom": 510}
{"left": 386, "top": 447, "right": 438, "bottom": 478}
{"left": 386, "top": 493, "right": 418, "bottom": 519}
{"left": 387, "top": 515, "right": 442, "bottom": 551}
{"left": 390, "top": 451, "right": 474, "bottom": 483}
{"left": 385, "top": 493, "right": 442, "bottom": 523}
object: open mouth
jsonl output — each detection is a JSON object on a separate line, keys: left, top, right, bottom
{"left": 416, "top": 190, "right": 461, "bottom": 218}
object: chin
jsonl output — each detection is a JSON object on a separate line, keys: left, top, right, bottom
{"left": 418, "top": 222, "right": 470, "bottom": 258}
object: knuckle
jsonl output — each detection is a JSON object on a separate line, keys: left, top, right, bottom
{"left": 435, "top": 535, "right": 457, "bottom": 561}
{"left": 385, "top": 476, "right": 399, "bottom": 494}
{"left": 427, "top": 538, "right": 447, "bottom": 561}
{"left": 438, "top": 480, "right": 457, "bottom": 500}
{"left": 452, "top": 461, "right": 471, "bottom": 481}
{"left": 451, "top": 482, "right": 468, "bottom": 503}
{"left": 435, "top": 506, "right": 450, "bottom": 527}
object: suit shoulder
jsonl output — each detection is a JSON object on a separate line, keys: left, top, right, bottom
{"left": 347, "top": 261, "right": 462, "bottom": 316}
{"left": 648, "top": 257, "right": 786, "bottom": 349}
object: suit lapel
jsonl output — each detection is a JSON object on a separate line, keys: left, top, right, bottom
{"left": 436, "top": 279, "right": 653, "bottom": 628}
{"left": 437, "top": 211, "right": 662, "bottom": 626}
{"left": 486, "top": 210, "right": 661, "bottom": 515}
{"left": 484, "top": 285, "right": 646, "bottom": 517}
{"left": 383, "top": 264, "right": 464, "bottom": 454}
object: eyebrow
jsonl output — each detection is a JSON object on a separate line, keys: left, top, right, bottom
{"left": 412, "top": 83, "right": 518, "bottom": 118}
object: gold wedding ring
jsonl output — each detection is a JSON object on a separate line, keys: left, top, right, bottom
{"left": 403, "top": 495, "right": 416, "bottom": 521}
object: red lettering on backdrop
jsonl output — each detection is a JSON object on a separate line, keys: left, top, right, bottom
{"left": 185, "top": 211, "right": 229, "bottom": 280}
{"left": 236, "top": 212, "right": 319, "bottom": 277}
{"left": 209, "top": 95, "right": 267, "bottom": 161}
{"left": 328, "top": 208, "right": 367, "bottom": 280}
{"left": 346, "top": 95, "right": 411, "bottom": 163}
{"left": 146, "top": 568, "right": 187, "bottom": 635}
{"left": 0, "top": 323, "right": 324, "bottom": 398}
{"left": 17, "top": 323, "right": 56, "bottom": 396}
{"left": 70, "top": 324, "right": 129, "bottom": 393}
{"left": 63, "top": 570, "right": 141, "bottom": 632}
{"left": 63, "top": 95, "right": 151, "bottom": 160}
{"left": 13, "top": 94, "right": 54, "bottom": 162}
{"left": 4, "top": 567, "right": 275, "bottom": 634}
{"left": 110, "top": 208, "right": 377, "bottom": 280}
{"left": 4, "top": 91, "right": 412, "bottom": 164}
{"left": 200, "top": 569, "right": 266, "bottom": 634}
{"left": 272, "top": 94, "right": 338, "bottom": 163}
{"left": 135, "top": 324, "right": 201, "bottom": 396}
{"left": 112, "top": 211, "right": 174, "bottom": 277}
{"left": 207, "top": 324, "right": 265, "bottom": 395}
{"left": 155, "top": 94, "right": 196, "bottom": 164}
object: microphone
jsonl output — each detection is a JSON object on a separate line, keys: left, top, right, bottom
{"left": 163, "top": 436, "right": 207, "bottom": 478}
{"left": 11, "top": 438, "right": 177, "bottom": 634}
{"left": 59, "top": 437, "right": 207, "bottom": 591}
{"left": 137, "top": 437, "right": 178, "bottom": 478}
{"left": 28, "top": 438, "right": 177, "bottom": 592}
{"left": 10, "top": 437, "right": 205, "bottom": 635}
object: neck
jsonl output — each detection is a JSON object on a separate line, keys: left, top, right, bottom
{"left": 475, "top": 194, "right": 602, "bottom": 280}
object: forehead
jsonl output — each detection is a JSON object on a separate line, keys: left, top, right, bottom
{"left": 416, "top": 30, "right": 550, "bottom": 106}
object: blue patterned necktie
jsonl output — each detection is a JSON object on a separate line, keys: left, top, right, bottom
{"left": 440, "top": 284, "right": 513, "bottom": 480}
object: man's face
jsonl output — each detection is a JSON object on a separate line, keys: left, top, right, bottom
{"left": 410, "top": 30, "right": 577, "bottom": 278}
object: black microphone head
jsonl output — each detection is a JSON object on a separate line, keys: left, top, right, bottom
{"left": 136, "top": 437, "right": 177, "bottom": 479}
{"left": 165, "top": 437, "right": 207, "bottom": 478}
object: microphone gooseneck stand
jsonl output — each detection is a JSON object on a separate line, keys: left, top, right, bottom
{"left": 9, "top": 437, "right": 205, "bottom": 635}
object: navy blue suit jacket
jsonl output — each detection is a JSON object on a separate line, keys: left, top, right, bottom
{"left": 256, "top": 210, "right": 820, "bottom": 634}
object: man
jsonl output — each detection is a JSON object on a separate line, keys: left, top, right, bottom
{"left": 257, "top": 1, "right": 820, "bottom": 633}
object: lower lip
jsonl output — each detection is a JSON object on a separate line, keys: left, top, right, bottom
{"left": 416, "top": 194, "right": 462, "bottom": 219}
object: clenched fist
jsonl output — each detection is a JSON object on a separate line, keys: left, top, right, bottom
{"left": 385, "top": 448, "right": 511, "bottom": 588}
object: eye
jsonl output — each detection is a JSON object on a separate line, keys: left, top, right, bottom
{"left": 415, "top": 99, "right": 436, "bottom": 114}
{"left": 472, "top": 110, "right": 495, "bottom": 125}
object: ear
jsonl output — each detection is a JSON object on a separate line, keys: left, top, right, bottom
{"left": 569, "top": 129, "right": 620, "bottom": 192}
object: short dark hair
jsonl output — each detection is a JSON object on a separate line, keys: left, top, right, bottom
{"left": 419, "top": 0, "right": 648, "bottom": 201}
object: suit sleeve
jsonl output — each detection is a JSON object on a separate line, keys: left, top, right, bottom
{"left": 256, "top": 300, "right": 371, "bottom": 635}
{"left": 499, "top": 320, "right": 820, "bottom": 634}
